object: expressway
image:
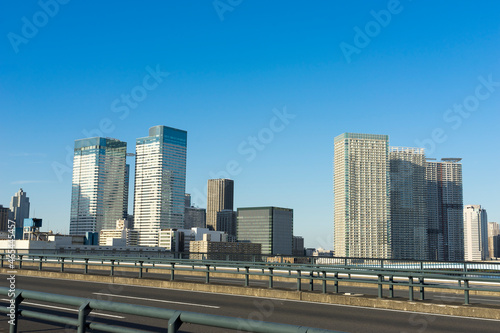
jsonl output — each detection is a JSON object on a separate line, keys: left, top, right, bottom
{"left": 1, "top": 274, "right": 500, "bottom": 332}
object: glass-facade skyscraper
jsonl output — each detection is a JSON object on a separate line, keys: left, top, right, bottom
{"left": 237, "top": 207, "right": 293, "bottom": 255}
{"left": 133, "top": 125, "right": 187, "bottom": 247}
{"left": 334, "top": 133, "right": 391, "bottom": 258}
{"left": 70, "top": 138, "right": 128, "bottom": 235}
{"left": 9, "top": 188, "right": 30, "bottom": 229}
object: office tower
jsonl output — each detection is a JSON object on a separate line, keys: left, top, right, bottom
{"left": 70, "top": 138, "right": 128, "bottom": 235}
{"left": 184, "top": 207, "right": 206, "bottom": 229}
{"left": 10, "top": 188, "right": 30, "bottom": 229}
{"left": 463, "top": 205, "right": 488, "bottom": 261}
{"left": 292, "top": 236, "right": 305, "bottom": 256}
{"left": 0, "top": 205, "right": 9, "bottom": 232}
{"left": 134, "top": 125, "right": 187, "bottom": 246}
{"left": 216, "top": 209, "right": 237, "bottom": 240}
{"left": 488, "top": 222, "right": 500, "bottom": 259}
{"left": 389, "top": 147, "right": 428, "bottom": 260}
{"left": 206, "top": 179, "right": 234, "bottom": 231}
{"left": 426, "top": 158, "right": 464, "bottom": 261}
{"left": 185, "top": 194, "right": 191, "bottom": 208}
{"left": 237, "top": 207, "right": 293, "bottom": 255}
{"left": 333, "top": 133, "right": 390, "bottom": 258}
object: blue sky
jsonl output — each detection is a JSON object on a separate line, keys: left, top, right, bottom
{"left": 1, "top": 1, "right": 499, "bottom": 249}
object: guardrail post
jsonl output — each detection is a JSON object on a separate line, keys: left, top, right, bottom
{"left": 381, "top": 260, "right": 384, "bottom": 269}
{"left": 245, "top": 267, "right": 250, "bottom": 287}
{"left": 61, "top": 258, "right": 64, "bottom": 272}
{"left": 408, "top": 276, "right": 414, "bottom": 301}
{"left": 268, "top": 268, "right": 274, "bottom": 288}
{"left": 205, "top": 265, "right": 210, "bottom": 284}
{"left": 322, "top": 271, "right": 327, "bottom": 294}
{"left": 334, "top": 272, "right": 339, "bottom": 293}
{"left": 139, "top": 261, "right": 143, "bottom": 278}
{"left": 84, "top": 258, "right": 89, "bottom": 274}
{"left": 297, "top": 270, "right": 301, "bottom": 291}
{"left": 171, "top": 263, "right": 175, "bottom": 281}
{"left": 377, "top": 275, "right": 383, "bottom": 298}
{"left": 9, "top": 291, "right": 23, "bottom": 333}
{"left": 0, "top": 254, "right": 3, "bottom": 268}
{"left": 419, "top": 277, "right": 425, "bottom": 300}
{"left": 309, "top": 271, "right": 314, "bottom": 291}
{"left": 38, "top": 256, "right": 43, "bottom": 271}
{"left": 464, "top": 279, "right": 470, "bottom": 305}
{"left": 110, "top": 260, "right": 115, "bottom": 276}
{"left": 389, "top": 275, "right": 394, "bottom": 298}
{"left": 168, "top": 311, "right": 183, "bottom": 333}
{"left": 77, "top": 301, "right": 91, "bottom": 333}
{"left": 19, "top": 255, "right": 23, "bottom": 269}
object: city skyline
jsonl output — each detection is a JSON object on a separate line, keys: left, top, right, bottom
{"left": 2, "top": 2, "right": 500, "bottom": 249}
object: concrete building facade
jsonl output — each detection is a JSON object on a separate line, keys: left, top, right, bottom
{"left": 426, "top": 158, "right": 464, "bottom": 261}
{"left": 206, "top": 179, "right": 234, "bottom": 231}
{"left": 334, "top": 133, "right": 390, "bottom": 258}
{"left": 463, "top": 205, "right": 488, "bottom": 261}
{"left": 488, "top": 222, "right": 500, "bottom": 259}
{"left": 389, "top": 147, "right": 428, "bottom": 260}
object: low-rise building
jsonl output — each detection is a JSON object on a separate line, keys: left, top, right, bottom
{"left": 189, "top": 239, "right": 261, "bottom": 261}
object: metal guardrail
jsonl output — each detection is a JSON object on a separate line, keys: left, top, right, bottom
{"left": 2, "top": 248, "right": 500, "bottom": 271}
{"left": 0, "top": 287, "right": 341, "bottom": 333}
{"left": 2, "top": 253, "right": 500, "bottom": 305}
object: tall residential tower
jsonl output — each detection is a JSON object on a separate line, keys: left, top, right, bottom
{"left": 133, "top": 125, "right": 187, "bottom": 246}
{"left": 426, "top": 158, "right": 464, "bottom": 261}
{"left": 334, "top": 133, "right": 391, "bottom": 258}
{"left": 463, "top": 205, "right": 488, "bottom": 261}
{"left": 9, "top": 188, "right": 30, "bottom": 229}
{"left": 389, "top": 147, "right": 428, "bottom": 260}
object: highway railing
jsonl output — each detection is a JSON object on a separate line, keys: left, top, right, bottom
{"left": 2, "top": 253, "right": 500, "bottom": 305}
{"left": 0, "top": 287, "right": 341, "bottom": 333}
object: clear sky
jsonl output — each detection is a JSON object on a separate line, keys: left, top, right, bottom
{"left": 1, "top": 1, "right": 499, "bottom": 249}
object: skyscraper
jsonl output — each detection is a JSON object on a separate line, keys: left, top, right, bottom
{"left": 206, "top": 179, "right": 234, "bottom": 231}
{"left": 333, "top": 133, "right": 391, "bottom": 258}
{"left": 237, "top": 207, "right": 293, "bottom": 255}
{"left": 426, "top": 158, "right": 464, "bottom": 261}
{"left": 0, "top": 205, "right": 10, "bottom": 232}
{"left": 487, "top": 222, "right": 500, "bottom": 259}
{"left": 133, "top": 125, "right": 187, "bottom": 246}
{"left": 70, "top": 138, "right": 128, "bottom": 235}
{"left": 184, "top": 207, "right": 207, "bottom": 229}
{"left": 10, "top": 188, "right": 30, "bottom": 229}
{"left": 389, "top": 147, "right": 428, "bottom": 260}
{"left": 463, "top": 205, "right": 488, "bottom": 261}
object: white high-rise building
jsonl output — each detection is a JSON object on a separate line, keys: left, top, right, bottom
{"left": 133, "top": 125, "right": 187, "bottom": 247}
{"left": 389, "top": 147, "right": 428, "bottom": 260}
{"left": 464, "top": 205, "right": 488, "bottom": 261}
{"left": 70, "top": 138, "right": 128, "bottom": 235}
{"left": 9, "top": 188, "right": 30, "bottom": 229}
{"left": 333, "top": 133, "right": 391, "bottom": 258}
